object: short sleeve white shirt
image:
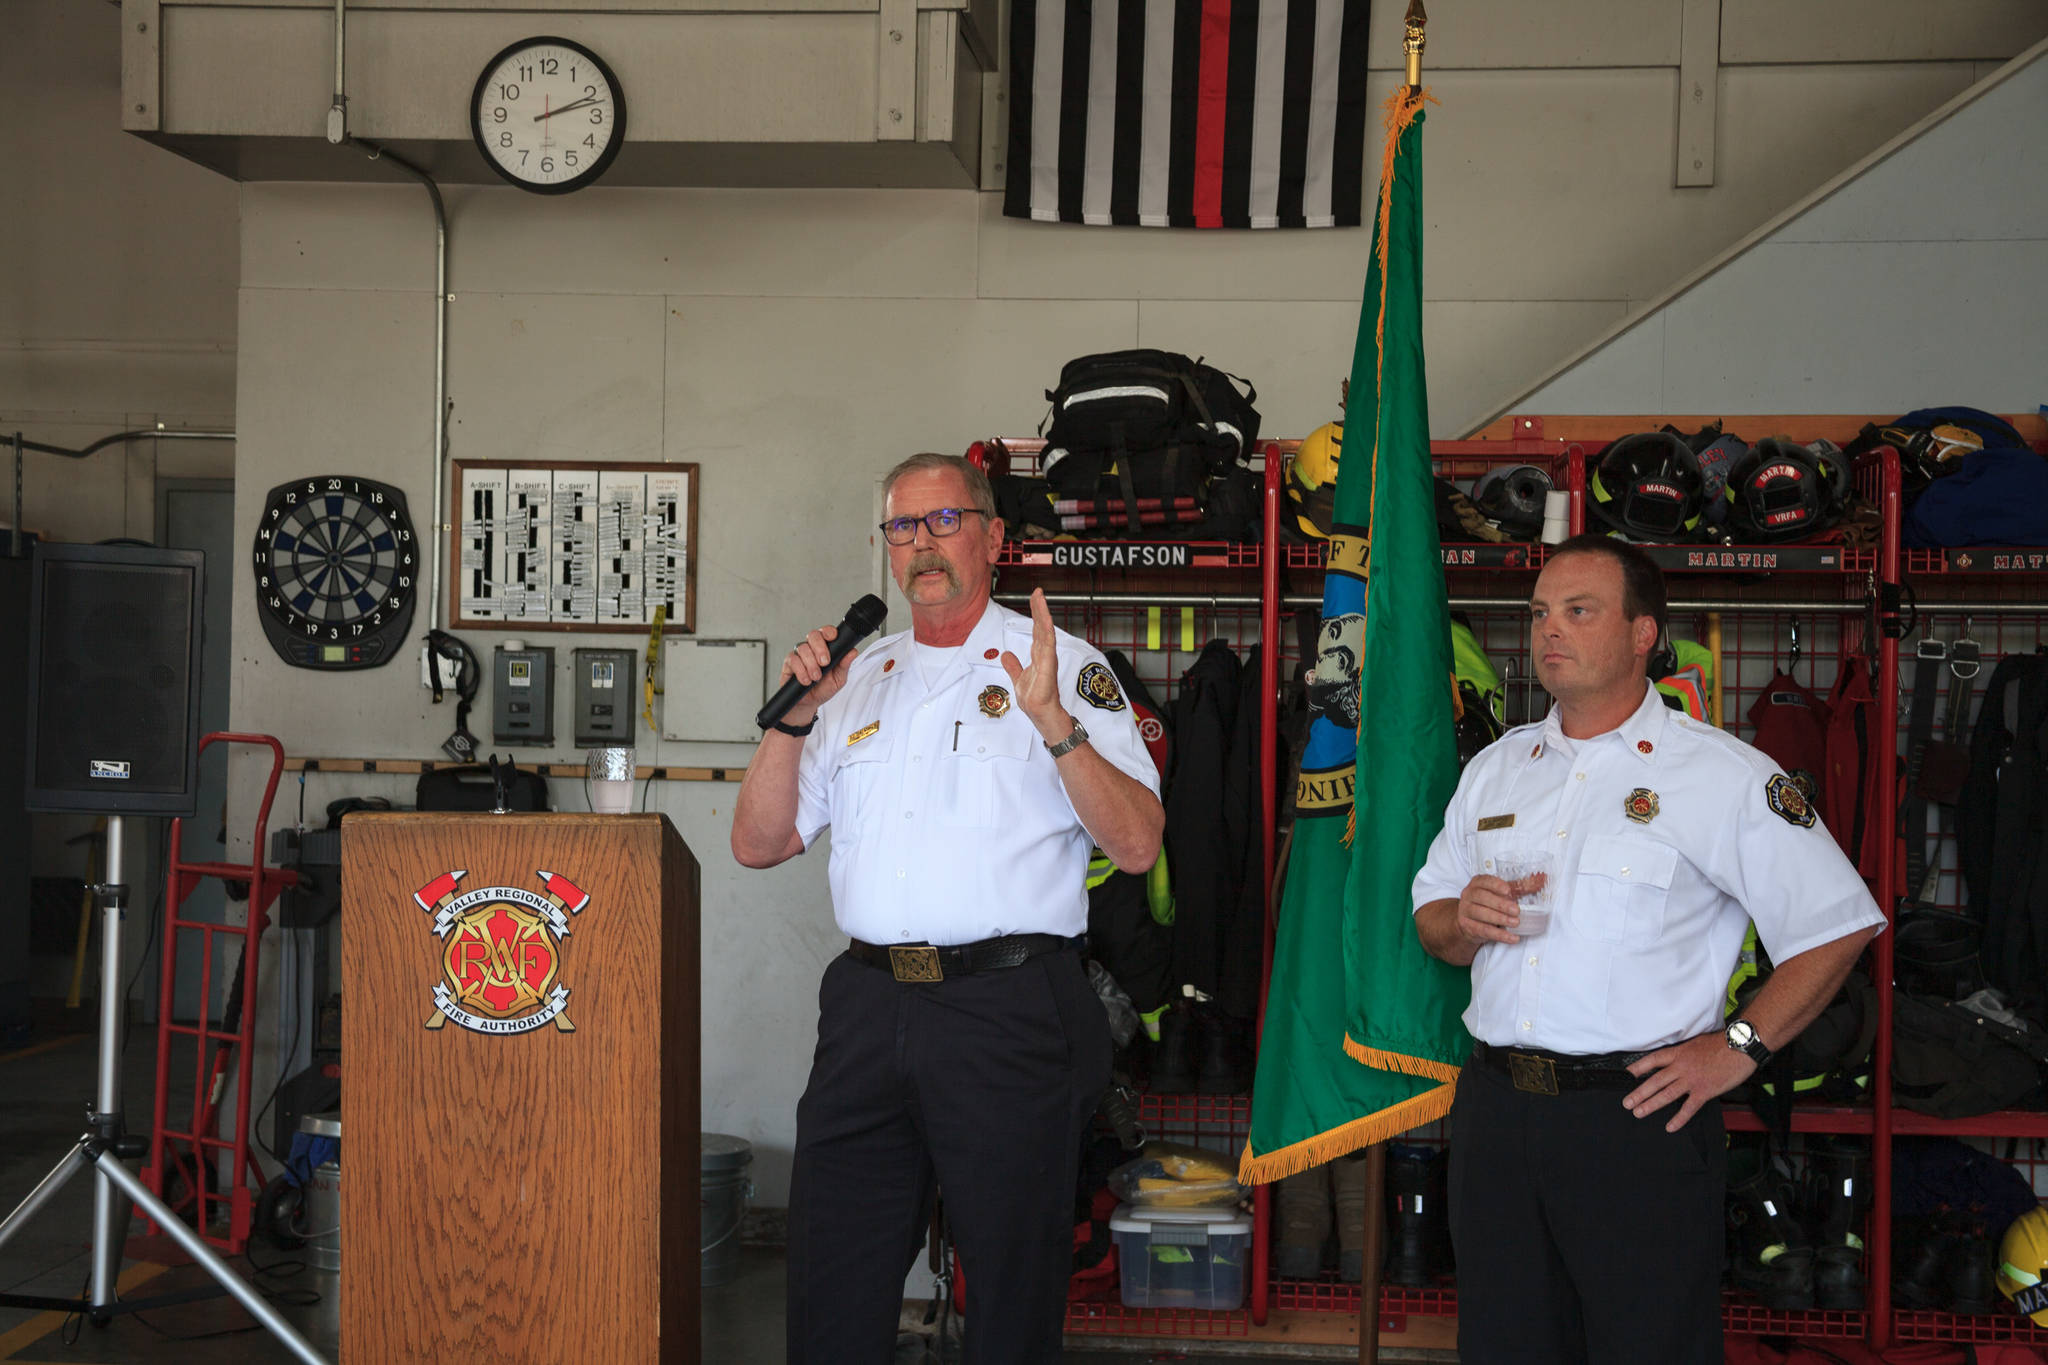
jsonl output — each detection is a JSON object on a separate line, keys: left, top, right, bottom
{"left": 793, "top": 601, "right": 1161, "bottom": 945}
{"left": 1410, "top": 681, "right": 1884, "bottom": 1054}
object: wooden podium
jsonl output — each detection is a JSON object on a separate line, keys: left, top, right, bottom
{"left": 340, "top": 813, "right": 700, "bottom": 1363}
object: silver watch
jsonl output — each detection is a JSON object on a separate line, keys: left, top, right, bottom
{"left": 1044, "top": 717, "right": 1089, "bottom": 758}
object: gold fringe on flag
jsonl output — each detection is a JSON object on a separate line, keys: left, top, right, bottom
{"left": 1237, "top": 1081, "right": 1456, "bottom": 1185}
{"left": 1342, "top": 1033, "right": 1462, "bottom": 1083}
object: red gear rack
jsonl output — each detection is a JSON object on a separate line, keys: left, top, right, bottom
{"left": 141, "top": 733, "right": 297, "bottom": 1253}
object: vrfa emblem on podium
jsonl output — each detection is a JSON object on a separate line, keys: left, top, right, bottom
{"left": 412, "top": 869, "right": 591, "bottom": 1035}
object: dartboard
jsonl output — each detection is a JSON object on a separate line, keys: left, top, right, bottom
{"left": 253, "top": 475, "right": 418, "bottom": 670}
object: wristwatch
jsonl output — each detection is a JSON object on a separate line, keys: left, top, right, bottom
{"left": 1725, "top": 1018, "right": 1774, "bottom": 1069}
{"left": 1044, "top": 717, "right": 1090, "bottom": 759}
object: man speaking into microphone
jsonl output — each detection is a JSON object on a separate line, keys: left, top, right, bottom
{"left": 733, "top": 452, "right": 1163, "bottom": 1363}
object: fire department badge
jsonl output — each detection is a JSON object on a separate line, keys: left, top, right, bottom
{"left": 978, "top": 685, "right": 1011, "bottom": 718}
{"left": 1624, "top": 789, "right": 1659, "bottom": 825}
{"left": 412, "top": 869, "right": 591, "bottom": 1035}
{"left": 1766, "top": 773, "right": 1816, "bottom": 828}
{"left": 1077, "top": 662, "right": 1126, "bottom": 712}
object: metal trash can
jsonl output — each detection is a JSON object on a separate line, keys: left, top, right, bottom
{"left": 298, "top": 1112, "right": 341, "bottom": 1272}
{"left": 700, "top": 1133, "right": 753, "bottom": 1287}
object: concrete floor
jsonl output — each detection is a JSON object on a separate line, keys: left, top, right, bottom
{"left": 1, "top": 1023, "right": 1354, "bottom": 1364}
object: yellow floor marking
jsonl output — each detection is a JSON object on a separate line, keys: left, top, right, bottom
{"left": 0, "top": 1261, "right": 168, "bottom": 1360}
{"left": 0, "top": 1037, "right": 88, "bottom": 1066}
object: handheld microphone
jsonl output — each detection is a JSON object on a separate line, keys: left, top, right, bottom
{"left": 756, "top": 594, "right": 889, "bottom": 731}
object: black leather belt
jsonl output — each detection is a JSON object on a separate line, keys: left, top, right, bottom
{"left": 847, "top": 934, "right": 1080, "bottom": 983}
{"left": 1470, "top": 1041, "right": 1646, "bottom": 1096}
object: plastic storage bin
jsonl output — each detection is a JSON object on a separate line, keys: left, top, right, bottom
{"left": 1109, "top": 1202, "right": 1253, "bottom": 1310}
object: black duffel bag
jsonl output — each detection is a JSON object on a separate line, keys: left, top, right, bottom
{"left": 416, "top": 755, "right": 551, "bottom": 813}
{"left": 1039, "top": 350, "right": 1259, "bottom": 502}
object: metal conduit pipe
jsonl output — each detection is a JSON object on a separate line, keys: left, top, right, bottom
{"left": 11, "top": 428, "right": 236, "bottom": 555}
{"left": 346, "top": 137, "right": 450, "bottom": 632}
{"left": 998, "top": 592, "right": 2046, "bottom": 615}
{"left": 327, "top": 0, "right": 348, "bottom": 144}
{"left": 6, "top": 428, "right": 235, "bottom": 460}
{"left": 334, "top": 0, "right": 453, "bottom": 631}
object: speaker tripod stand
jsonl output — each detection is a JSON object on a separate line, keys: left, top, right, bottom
{"left": 0, "top": 816, "right": 328, "bottom": 1365}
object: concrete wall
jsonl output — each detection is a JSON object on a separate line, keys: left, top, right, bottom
{"left": 3, "top": 0, "right": 239, "bottom": 999}
{"left": 11, "top": 0, "right": 2048, "bottom": 1201}
{"left": 1510, "top": 44, "right": 2048, "bottom": 418}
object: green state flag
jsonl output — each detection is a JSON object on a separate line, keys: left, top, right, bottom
{"left": 1241, "top": 88, "right": 1469, "bottom": 1183}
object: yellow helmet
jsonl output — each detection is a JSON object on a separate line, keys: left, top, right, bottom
{"left": 1285, "top": 422, "right": 1343, "bottom": 540}
{"left": 1997, "top": 1207, "right": 2048, "bottom": 1324}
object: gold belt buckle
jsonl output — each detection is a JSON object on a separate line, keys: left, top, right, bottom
{"left": 888, "top": 946, "right": 943, "bottom": 983}
{"left": 1508, "top": 1052, "right": 1559, "bottom": 1096}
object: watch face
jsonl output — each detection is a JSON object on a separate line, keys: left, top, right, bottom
{"left": 472, "top": 37, "right": 626, "bottom": 194}
{"left": 1728, "top": 1021, "right": 1756, "bottom": 1048}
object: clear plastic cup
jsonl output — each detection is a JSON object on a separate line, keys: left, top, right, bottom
{"left": 1495, "top": 851, "right": 1553, "bottom": 937}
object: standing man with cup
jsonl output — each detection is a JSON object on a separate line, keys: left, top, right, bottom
{"left": 1410, "top": 535, "right": 1883, "bottom": 1365}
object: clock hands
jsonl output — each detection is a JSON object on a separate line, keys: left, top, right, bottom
{"left": 533, "top": 94, "right": 605, "bottom": 122}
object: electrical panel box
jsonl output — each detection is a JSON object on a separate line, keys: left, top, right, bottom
{"left": 492, "top": 644, "right": 555, "bottom": 747}
{"left": 572, "top": 648, "right": 636, "bottom": 748}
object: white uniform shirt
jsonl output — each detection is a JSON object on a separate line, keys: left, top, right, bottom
{"left": 795, "top": 601, "right": 1160, "bottom": 946}
{"left": 1411, "top": 681, "right": 1885, "bottom": 1054}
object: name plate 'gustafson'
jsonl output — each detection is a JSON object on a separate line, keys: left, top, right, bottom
{"left": 1049, "top": 543, "right": 1192, "bottom": 568}
{"left": 412, "top": 869, "right": 592, "bottom": 1035}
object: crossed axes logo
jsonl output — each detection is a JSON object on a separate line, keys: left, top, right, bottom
{"left": 413, "top": 869, "right": 591, "bottom": 1036}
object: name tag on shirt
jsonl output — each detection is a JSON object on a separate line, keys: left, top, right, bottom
{"left": 1476, "top": 814, "right": 1516, "bottom": 831}
{"left": 847, "top": 720, "right": 880, "bottom": 746}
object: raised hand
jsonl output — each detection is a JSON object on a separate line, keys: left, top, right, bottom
{"left": 1000, "top": 588, "right": 1070, "bottom": 741}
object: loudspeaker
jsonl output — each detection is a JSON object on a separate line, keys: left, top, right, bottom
{"left": 25, "top": 543, "right": 205, "bottom": 815}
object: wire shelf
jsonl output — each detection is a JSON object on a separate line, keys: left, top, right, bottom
{"left": 1905, "top": 547, "right": 2048, "bottom": 575}
{"left": 1267, "top": 1281, "right": 1870, "bottom": 1339}
{"left": 1892, "top": 1308, "right": 2048, "bottom": 1344}
{"left": 1064, "top": 1301, "right": 1253, "bottom": 1336}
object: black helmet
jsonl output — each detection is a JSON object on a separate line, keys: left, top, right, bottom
{"left": 1469, "top": 464, "right": 1554, "bottom": 539}
{"left": 1806, "top": 439, "right": 1855, "bottom": 518}
{"left": 1589, "top": 433, "right": 1704, "bottom": 541}
{"left": 1725, "top": 438, "right": 1830, "bottom": 542}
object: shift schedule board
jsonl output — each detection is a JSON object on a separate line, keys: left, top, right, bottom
{"left": 450, "top": 460, "right": 697, "bottom": 632}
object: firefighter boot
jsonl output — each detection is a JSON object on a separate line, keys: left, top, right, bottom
{"left": 1384, "top": 1145, "right": 1440, "bottom": 1287}
{"left": 1806, "top": 1135, "right": 1871, "bottom": 1311}
{"left": 1726, "top": 1142, "right": 1815, "bottom": 1310}
{"left": 1948, "top": 1224, "right": 1999, "bottom": 1315}
{"left": 1195, "top": 1004, "right": 1252, "bottom": 1095}
{"left": 1149, "top": 1003, "right": 1196, "bottom": 1094}
{"left": 1333, "top": 1150, "right": 1371, "bottom": 1283}
{"left": 1274, "top": 1164, "right": 1332, "bottom": 1279}
{"left": 1893, "top": 1213, "right": 1960, "bottom": 1311}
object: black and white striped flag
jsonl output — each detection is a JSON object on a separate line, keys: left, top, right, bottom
{"left": 1003, "top": 0, "right": 1372, "bottom": 229}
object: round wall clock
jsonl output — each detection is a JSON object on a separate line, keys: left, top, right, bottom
{"left": 252, "top": 475, "right": 418, "bottom": 670}
{"left": 470, "top": 36, "right": 627, "bottom": 194}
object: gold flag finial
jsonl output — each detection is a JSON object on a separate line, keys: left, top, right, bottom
{"left": 1403, "top": 0, "right": 1427, "bottom": 89}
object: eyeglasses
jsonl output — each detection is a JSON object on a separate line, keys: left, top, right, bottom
{"left": 878, "top": 507, "right": 989, "bottom": 546}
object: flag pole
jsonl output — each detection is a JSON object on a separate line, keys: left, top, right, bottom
{"left": 1359, "top": 0, "right": 1427, "bottom": 1339}
{"left": 1404, "top": 0, "right": 1427, "bottom": 90}
{"left": 1355, "top": 0, "right": 1424, "bottom": 1337}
